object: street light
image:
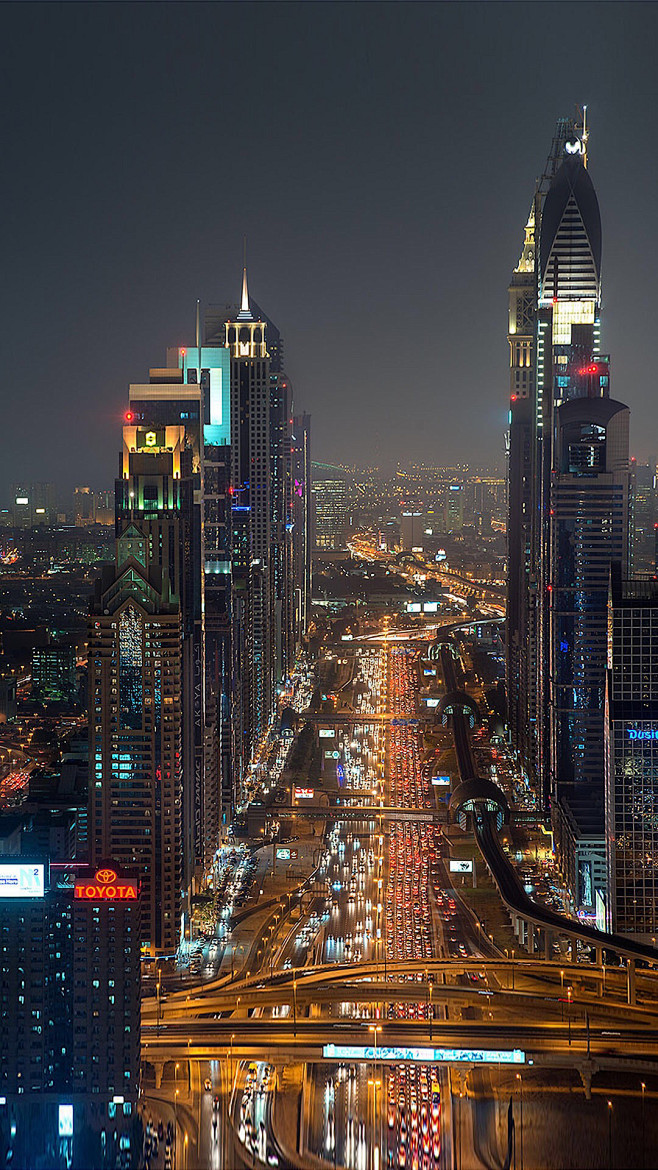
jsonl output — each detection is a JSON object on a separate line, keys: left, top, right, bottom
{"left": 367, "top": 1078, "right": 381, "bottom": 1170}
{"left": 293, "top": 975, "right": 297, "bottom": 1038}
{"left": 516, "top": 1073, "right": 523, "bottom": 1170}
{"left": 607, "top": 1100, "right": 613, "bottom": 1169}
{"left": 183, "top": 1131, "right": 188, "bottom": 1170}
{"left": 636, "top": 1081, "right": 641, "bottom": 1165}
{"left": 369, "top": 1025, "right": 381, "bottom": 1165}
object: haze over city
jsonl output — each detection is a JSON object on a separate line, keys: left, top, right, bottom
{"left": 2, "top": 2, "right": 658, "bottom": 496}
{"left": 4, "top": 3, "right": 658, "bottom": 1170}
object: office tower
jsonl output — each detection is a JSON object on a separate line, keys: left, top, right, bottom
{"left": 31, "top": 643, "right": 77, "bottom": 705}
{"left": 88, "top": 523, "right": 182, "bottom": 955}
{"left": 606, "top": 567, "right": 658, "bottom": 939}
{"left": 11, "top": 482, "right": 56, "bottom": 527}
{"left": 312, "top": 462, "right": 348, "bottom": 549}
{"left": 400, "top": 511, "right": 423, "bottom": 551}
{"left": 506, "top": 115, "right": 633, "bottom": 907}
{"left": 630, "top": 459, "right": 655, "bottom": 572}
{"left": 444, "top": 484, "right": 464, "bottom": 532}
{"left": 550, "top": 397, "right": 630, "bottom": 910}
{"left": 74, "top": 486, "right": 95, "bottom": 526}
{"left": 204, "top": 274, "right": 300, "bottom": 802}
{"left": 128, "top": 358, "right": 226, "bottom": 876}
{"left": 506, "top": 120, "right": 572, "bottom": 791}
{"left": 292, "top": 413, "right": 312, "bottom": 644}
{"left": 0, "top": 859, "right": 140, "bottom": 1170}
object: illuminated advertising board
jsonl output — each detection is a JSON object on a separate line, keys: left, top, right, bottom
{"left": 627, "top": 728, "right": 658, "bottom": 741}
{"left": 319, "top": 729, "right": 335, "bottom": 739}
{"left": 432, "top": 776, "right": 450, "bottom": 786}
{"left": 425, "top": 698, "right": 440, "bottom": 708}
{"left": 449, "top": 859, "right": 473, "bottom": 874}
{"left": 74, "top": 868, "right": 139, "bottom": 902}
{"left": 323, "top": 1044, "right": 524, "bottom": 1065}
{"left": 293, "top": 787, "right": 314, "bottom": 800}
{"left": 276, "top": 847, "right": 291, "bottom": 861}
{"left": 0, "top": 863, "right": 45, "bottom": 899}
{"left": 58, "top": 1105, "right": 74, "bottom": 1137}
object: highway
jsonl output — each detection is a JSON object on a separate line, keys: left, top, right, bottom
{"left": 144, "top": 623, "right": 658, "bottom": 1169}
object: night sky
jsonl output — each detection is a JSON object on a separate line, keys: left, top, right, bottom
{"left": 2, "top": 1, "right": 658, "bottom": 498}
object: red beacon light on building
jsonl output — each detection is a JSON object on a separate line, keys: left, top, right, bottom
{"left": 124, "top": 411, "right": 134, "bottom": 422}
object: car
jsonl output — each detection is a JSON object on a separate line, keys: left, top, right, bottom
{"left": 204, "top": 1077, "right": 212, "bottom": 1091}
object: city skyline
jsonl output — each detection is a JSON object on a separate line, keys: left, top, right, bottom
{"left": 2, "top": 3, "right": 658, "bottom": 495}
{"left": 4, "top": 5, "right": 658, "bottom": 1168}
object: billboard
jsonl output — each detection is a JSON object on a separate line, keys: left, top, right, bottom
{"left": 276, "top": 847, "right": 291, "bottom": 861}
{"left": 0, "top": 863, "right": 45, "bottom": 899}
{"left": 449, "top": 859, "right": 473, "bottom": 874}
{"left": 319, "top": 729, "right": 335, "bottom": 739}
{"left": 323, "top": 1044, "right": 524, "bottom": 1065}
{"left": 432, "top": 776, "right": 450, "bottom": 786}
{"left": 74, "top": 868, "right": 139, "bottom": 902}
{"left": 294, "top": 787, "right": 314, "bottom": 800}
{"left": 58, "top": 1105, "right": 74, "bottom": 1137}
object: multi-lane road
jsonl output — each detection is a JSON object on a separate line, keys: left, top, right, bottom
{"left": 144, "top": 629, "right": 658, "bottom": 1169}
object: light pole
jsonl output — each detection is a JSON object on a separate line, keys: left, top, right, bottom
{"left": 369, "top": 1024, "right": 381, "bottom": 1167}
{"left": 567, "top": 986, "right": 572, "bottom": 1046}
{"left": 367, "top": 1078, "right": 381, "bottom": 1170}
{"left": 516, "top": 1073, "right": 523, "bottom": 1170}
{"left": 293, "top": 974, "right": 297, "bottom": 1038}
{"left": 429, "top": 979, "right": 433, "bottom": 1043}
{"left": 607, "top": 1099, "right": 613, "bottom": 1169}
{"left": 636, "top": 1081, "right": 641, "bottom": 1165}
{"left": 183, "top": 1131, "right": 188, "bottom": 1170}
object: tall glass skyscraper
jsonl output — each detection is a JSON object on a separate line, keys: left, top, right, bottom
{"left": 506, "top": 115, "right": 632, "bottom": 913}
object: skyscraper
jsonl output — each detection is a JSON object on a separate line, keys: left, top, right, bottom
{"left": 312, "top": 462, "right": 349, "bottom": 550}
{"left": 605, "top": 568, "right": 658, "bottom": 940}
{"left": 550, "top": 397, "right": 630, "bottom": 908}
{"left": 506, "top": 115, "right": 632, "bottom": 910}
{"left": 292, "top": 412, "right": 312, "bottom": 645}
{"left": 204, "top": 274, "right": 301, "bottom": 804}
{"left": 89, "top": 521, "right": 182, "bottom": 955}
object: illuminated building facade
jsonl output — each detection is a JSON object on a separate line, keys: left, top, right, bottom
{"left": 550, "top": 399, "right": 630, "bottom": 910}
{"left": 312, "top": 462, "right": 348, "bottom": 550}
{"left": 292, "top": 413, "right": 312, "bottom": 643}
{"left": 204, "top": 275, "right": 299, "bottom": 800}
{"left": 88, "top": 525, "right": 182, "bottom": 954}
{"left": 506, "top": 115, "right": 633, "bottom": 906}
{"left": 0, "top": 859, "right": 140, "bottom": 1169}
{"left": 128, "top": 352, "right": 230, "bottom": 869}
{"left": 606, "top": 569, "right": 658, "bottom": 939}
{"left": 31, "top": 643, "right": 77, "bottom": 705}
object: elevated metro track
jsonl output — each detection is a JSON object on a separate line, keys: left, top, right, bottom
{"left": 440, "top": 644, "right": 658, "bottom": 969}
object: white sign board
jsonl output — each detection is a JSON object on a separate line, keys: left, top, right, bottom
{"left": 449, "top": 859, "right": 473, "bottom": 874}
{"left": 58, "top": 1105, "right": 74, "bottom": 1137}
{"left": 0, "top": 863, "right": 45, "bottom": 899}
{"left": 319, "top": 729, "right": 335, "bottom": 739}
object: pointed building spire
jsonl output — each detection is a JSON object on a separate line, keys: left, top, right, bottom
{"left": 237, "top": 236, "right": 254, "bottom": 320}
